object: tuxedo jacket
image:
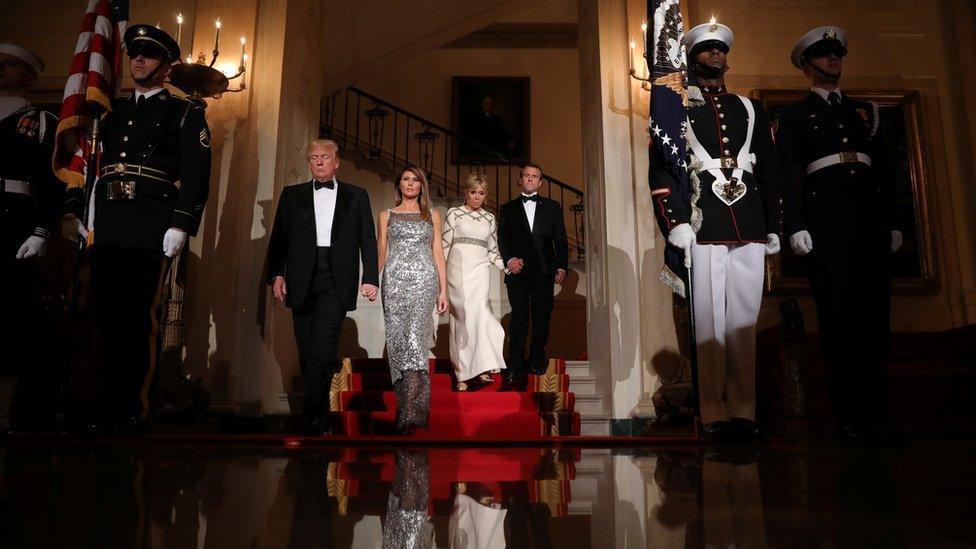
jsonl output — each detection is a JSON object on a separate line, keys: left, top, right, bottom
{"left": 266, "top": 180, "right": 379, "bottom": 310}
{"left": 497, "top": 196, "right": 569, "bottom": 282}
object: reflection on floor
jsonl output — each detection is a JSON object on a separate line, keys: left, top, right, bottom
{"left": 1, "top": 438, "right": 974, "bottom": 547}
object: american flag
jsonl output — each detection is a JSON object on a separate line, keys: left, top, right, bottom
{"left": 647, "top": 0, "right": 691, "bottom": 291}
{"left": 52, "top": 0, "right": 129, "bottom": 190}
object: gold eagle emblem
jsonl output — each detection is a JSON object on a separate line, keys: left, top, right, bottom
{"left": 653, "top": 72, "right": 689, "bottom": 106}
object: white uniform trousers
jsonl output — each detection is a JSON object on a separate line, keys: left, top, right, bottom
{"left": 691, "top": 242, "right": 766, "bottom": 425}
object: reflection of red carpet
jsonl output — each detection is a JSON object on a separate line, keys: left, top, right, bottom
{"left": 327, "top": 448, "right": 576, "bottom": 517}
{"left": 329, "top": 358, "right": 580, "bottom": 438}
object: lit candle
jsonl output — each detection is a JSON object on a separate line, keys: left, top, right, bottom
{"left": 240, "top": 36, "right": 246, "bottom": 68}
{"left": 176, "top": 13, "right": 183, "bottom": 50}
{"left": 186, "top": 55, "right": 194, "bottom": 64}
{"left": 214, "top": 18, "right": 221, "bottom": 52}
{"left": 242, "top": 53, "right": 249, "bottom": 71}
{"left": 629, "top": 40, "right": 636, "bottom": 73}
{"left": 641, "top": 21, "right": 648, "bottom": 75}
{"left": 709, "top": 15, "right": 716, "bottom": 25}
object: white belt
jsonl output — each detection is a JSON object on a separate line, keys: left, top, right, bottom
{"left": 806, "top": 152, "right": 871, "bottom": 175}
{"left": 696, "top": 153, "right": 757, "bottom": 173}
{"left": 1, "top": 179, "right": 30, "bottom": 195}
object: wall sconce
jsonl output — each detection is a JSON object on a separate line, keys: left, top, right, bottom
{"left": 364, "top": 104, "right": 390, "bottom": 159}
{"left": 414, "top": 127, "right": 440, "bottom": 178}
{"left": 629, "top": 21, "right": 651, "bottom": 91}
{"left": 168, "top": 15, "right": 249, "bottom": 105}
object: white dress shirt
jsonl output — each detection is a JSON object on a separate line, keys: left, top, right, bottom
{"left": 811, "top": 86, "right": 843, "bottom": 105}
{"left": 313, "top": 177, "right": 339, "bottom": 247}
{"left": 521, "top": 192, "right": 538, "bottom": 232}
{"left": 134, "top": 87, "right": 166, "bottom": 103}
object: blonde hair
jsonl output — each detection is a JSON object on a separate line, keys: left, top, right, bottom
{"left": 463, "top": 172, "right": 490, "bottom": 194}
{"left": 394, "top": 166, "right": 432, "bottom": 223}
{"left": 307, "top": 138, "right": 339, "bottom": 157}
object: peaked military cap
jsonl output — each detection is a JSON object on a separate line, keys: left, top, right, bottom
{"left": 791, "top": 26, "right": 848, "bottom": 68}
{"left": 682, "top": 21, "right": 734, "bottom": 56}
{"left": 124, "top": 24, "right": 181, "bottom": 63}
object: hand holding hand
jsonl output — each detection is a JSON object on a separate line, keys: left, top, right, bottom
{"left": 507, "top": 258, "right": 524, "bottom": 274}
{"left": 890, "top": 230, "right": 903, "bottom": 253}
{"left": 667, "top": 223, "right": 695, "bottom": 268}
{"left": 61, "top": 214, "right": 88, "bottom": 243}
{"left": 789, "top": 230, "right": 813, "bottom": 256}
{"left": 162, "top": 228, "right": 187, "bottom": 258}
{"left": 554, "top": 269, "right": 566, "bottom": 284}
{"left": 765, "top": 233, "right": 781, "bottom": 256}
{"left": 16, "top": 235, "right": 47, "bottom": 259}
{"left": 437, "top": 292, "right": 449, "bottom": 314}
{"left": 360, "top": 283, "right": 378, "bottom": 301}
{"left": 272, "top": 276, "right": 287, "bottom": 303}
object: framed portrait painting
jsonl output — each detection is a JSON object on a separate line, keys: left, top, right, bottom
{"left": 452, "top": 76, "right": 530, "bottom": 164}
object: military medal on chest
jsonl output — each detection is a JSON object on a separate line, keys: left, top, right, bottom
{"left": 15, "top": 114, "right": 38, "bottom": 138}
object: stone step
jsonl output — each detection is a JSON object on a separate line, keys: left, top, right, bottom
{"left": 566, "top": 360, "right": 590, "bottom": 378}
{"left": 580, "top": 414, "right": 610, "bottom": 436}
{"left": 574, "top": 394, "right": 603, "bottom": 415}
{"left": 568, "top": 375, "right": 596, "bottom": 395}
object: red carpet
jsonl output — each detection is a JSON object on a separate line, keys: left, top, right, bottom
{"left": 329, "top": 358, "right": 581, "bottom": 438}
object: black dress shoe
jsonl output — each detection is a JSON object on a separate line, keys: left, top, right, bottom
{"left": 529, "top": 362, "right": 549, "bottom": 376}
{"left": 702, "top": 421, "right": 735, "bottom": 442}
{"left": 730, "top": 417, "right": 761, "bottom": 442}
{"left": 504, "top": 370, "right": 525, "bottom": 386}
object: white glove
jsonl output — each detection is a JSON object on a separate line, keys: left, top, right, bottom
{"left": 765, "top": 233, "right": 781, "bottom": 256}
{"left": 16, "top": 235, "right": 47, "bottom": 259}
{"left": 61, "top": 214, "right": 89, "bottom": 242}
{"left": 162, "top": 228, "right": 187, "bottom": 258}
{"left": 890, "top": 230, "right": 903, "bottom": 253}
{"left": 789, "top": 230, "right": 813, "bottom": 256}
{"left": 667, "top": 223, "right": 696, "bottom": 268}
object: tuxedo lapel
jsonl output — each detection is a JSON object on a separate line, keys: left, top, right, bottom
{"left": 513, "top": 199, "right": 532, "bottom": 237}
{"left": 331, "top": 181, "right": 352, "bottom": 243}
{"left": 296, "top": 181, "right": 315, "bottom": 237}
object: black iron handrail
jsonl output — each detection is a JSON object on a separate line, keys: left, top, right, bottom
{"left": 320, "top": 87, "right": 586, "bottom": 262}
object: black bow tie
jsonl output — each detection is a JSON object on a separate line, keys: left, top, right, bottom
{"left": 313, "top": 179, "right": 335, "bottom": 191}
{"left": 521, "top": 195, "right": 540, "bottom": 204}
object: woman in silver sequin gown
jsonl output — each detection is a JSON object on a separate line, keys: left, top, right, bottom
{"left": 382, "top": 449, "right": 434, "bottom": 548}
{"left": 442, "top": 174, "right": 508, "bottom": 391}
{"left": 378, "top": 167, "right": 448, "bottom": 434}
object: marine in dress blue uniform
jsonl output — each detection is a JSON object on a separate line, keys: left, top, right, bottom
{"left": 64, "top": 25, "right": 211, "bottom": 433}
{"left": 650, "top": 22, "right": 782, "bottom": 442}
{"left": 774, "top": 26, "right": 902, "bottom": 442}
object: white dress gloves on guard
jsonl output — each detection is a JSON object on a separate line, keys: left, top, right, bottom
{"left": 16, "top": 235, "right": 47, "bottom": 259}
{"left": 789, "top": 230, "right": 814, "bottom": 256}
{"left": 163, "top": 228, "right": 187, "bottom": 258}
{"left": 765, "top": 233, "right": 781, "bottom": 256}
{"left": 667, "top": 223, "right": 696, "bottom": 268}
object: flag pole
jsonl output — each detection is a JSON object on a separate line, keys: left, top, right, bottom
{"left": 56, "top": 114, "right": 102, "bottom": 430}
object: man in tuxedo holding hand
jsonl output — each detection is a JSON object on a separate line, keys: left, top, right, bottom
{"left": 267, "top": 139, "right": 378, "bottom": 435}
{"left": 497, "top": 163, "right": 568, "bottom": 385}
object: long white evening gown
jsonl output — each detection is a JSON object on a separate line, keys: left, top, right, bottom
{"left": 442, "top": 206, "right": 508, "bottom": 382}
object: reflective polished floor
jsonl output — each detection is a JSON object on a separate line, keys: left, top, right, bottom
{"left": 1, "top": 437, "right": 974, "bottom": 548}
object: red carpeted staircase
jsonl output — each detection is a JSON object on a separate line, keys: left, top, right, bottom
{"left": 329, "top": 358, "right": 581, "bottom": 438}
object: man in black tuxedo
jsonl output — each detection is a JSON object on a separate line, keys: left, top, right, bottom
{"left": 267, "top": 139, "right": 378, "bottom": 434}
{"left": 497, "top": 163, "right": 568, "bottom": 384}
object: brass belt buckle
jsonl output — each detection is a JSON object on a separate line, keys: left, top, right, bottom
{"left": 721, "top": 157, "right": 737, "bottom": 169}
{"left": 840, "top": 151, "right": 857, "bottom": 163}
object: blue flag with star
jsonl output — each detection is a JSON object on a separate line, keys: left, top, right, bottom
{"left": 648, "top": 0, "right": 691, "bottom": 295}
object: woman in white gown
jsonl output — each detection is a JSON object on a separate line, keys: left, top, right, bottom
{"left": 442, "top": 174, "right": 508, "bottom": 391}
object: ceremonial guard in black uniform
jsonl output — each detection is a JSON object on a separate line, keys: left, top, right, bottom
{"left": 64, "top": 25, "right": 211, "bottom": 433}
{"left": 0, "top": 44, "right": 63, "bottom": 430}
{"left": 775, "top": 27, "right": 901, "bottom": 442}
{"left": 650, "top": 22, "right": 782, "bottom": 442}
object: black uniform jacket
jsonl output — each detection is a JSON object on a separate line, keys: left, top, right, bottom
{"left": 651, "top": 86, "right": 782, "bottom": 244}
{"left": 67, "top": 89, "right": 211, "bottom": 253}
{"left": 0, "top": 104, "right": 63, "bottom": 237}
{"left": 497, "top": 195, "right": 569, "bottom": 281}
{"left": 266, "top": 180, "right": 379, "bottom": 311}
{"left": 774, "top": 91, "right": 897, "bottom": 241}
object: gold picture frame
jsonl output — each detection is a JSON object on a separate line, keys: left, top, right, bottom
{"left": 752, "top": 89, "right": 938, "bottom": 295}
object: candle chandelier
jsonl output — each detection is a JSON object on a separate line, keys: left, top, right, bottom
{"left": 166, "top": 14, "right": 249, "bottom": 105}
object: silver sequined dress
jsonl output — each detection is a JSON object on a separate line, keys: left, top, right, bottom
{"left": 382, "top": 210, "right": 438, "bottom": 431}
